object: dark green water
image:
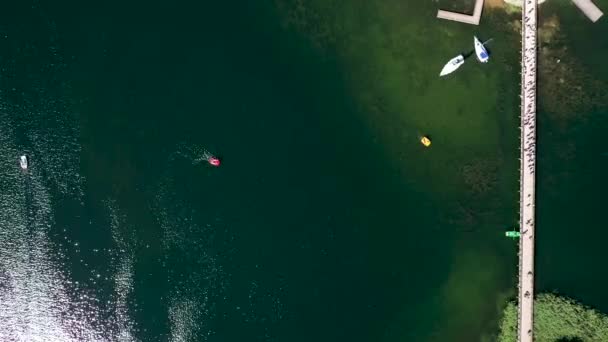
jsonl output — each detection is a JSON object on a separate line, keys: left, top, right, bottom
{"left": 0, "top": 1, "right": 606, "bottom": 341}
{"left": 535, "top": 0, "right": 608, "bottom": 315}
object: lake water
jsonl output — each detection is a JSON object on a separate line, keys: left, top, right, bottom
{"left": 0, "top": 1, "right": 606, "bottom": 341}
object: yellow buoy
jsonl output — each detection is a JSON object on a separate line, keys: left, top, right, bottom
{"left": 421, "top": 136, "right": 431, "bottom": 147}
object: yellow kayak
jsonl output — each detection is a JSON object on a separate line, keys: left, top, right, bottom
{"left": 421, "top": 136, "right": 432, "bottom": 147}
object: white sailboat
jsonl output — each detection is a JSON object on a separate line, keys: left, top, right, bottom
{"left": 474, "top": 36, "right": 489, "bottom": 63}
{"left": 439, "top": 54, "right": 465, "bottom": 77}
{"left": 20, "top": 155, "right": 28, "bottom": 170}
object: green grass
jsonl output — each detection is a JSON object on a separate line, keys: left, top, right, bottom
{"left": 498, "top": 293, "right": 608, "bottom": 342}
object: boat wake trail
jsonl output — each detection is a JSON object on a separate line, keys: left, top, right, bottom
{"left": 174, "top": 143, "right": 216, "bottom": 165}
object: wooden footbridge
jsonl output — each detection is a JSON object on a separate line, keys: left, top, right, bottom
{"left": 517, "top": 0, "right": 538, "bottom": 340}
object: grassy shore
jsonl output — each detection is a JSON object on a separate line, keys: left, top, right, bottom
{"left": 498, "top": 293, "right": 608, "bottom": 341}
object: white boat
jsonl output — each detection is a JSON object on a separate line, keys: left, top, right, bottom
{"left": 20, "top": 155, "right": 28, "bottom": 170}
{"left": 474, "top": 36, "right": 489, "bottom": 63}
{"left": 439, "top": 55, "right": 465, "bottom": 77}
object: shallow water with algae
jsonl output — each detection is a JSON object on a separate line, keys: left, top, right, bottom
{"left": 1, "top": 0, "right": 607, "bottom": 341}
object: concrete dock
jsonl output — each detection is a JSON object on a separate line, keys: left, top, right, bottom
{"left": 517, "top": 0, "right": 538, "bottom": 340}
{"left": 437, "top": 0, "right": 485, "bottom": 25}
{"left": 572, "top": 0, "right": 604, "bottom": 22}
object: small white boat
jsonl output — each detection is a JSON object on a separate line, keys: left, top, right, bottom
{"left": 439, "top": 55, "right": 465, "bottom": 77}
{"left": 474, "top": 36, "right": 489, "bottom": 63}
{"left": 20, "top": 155, "right": 28, "bottom": 170}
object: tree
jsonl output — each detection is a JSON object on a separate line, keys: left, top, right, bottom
{"left": 498, "top": 293, "right": 608, "bottom": 342}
